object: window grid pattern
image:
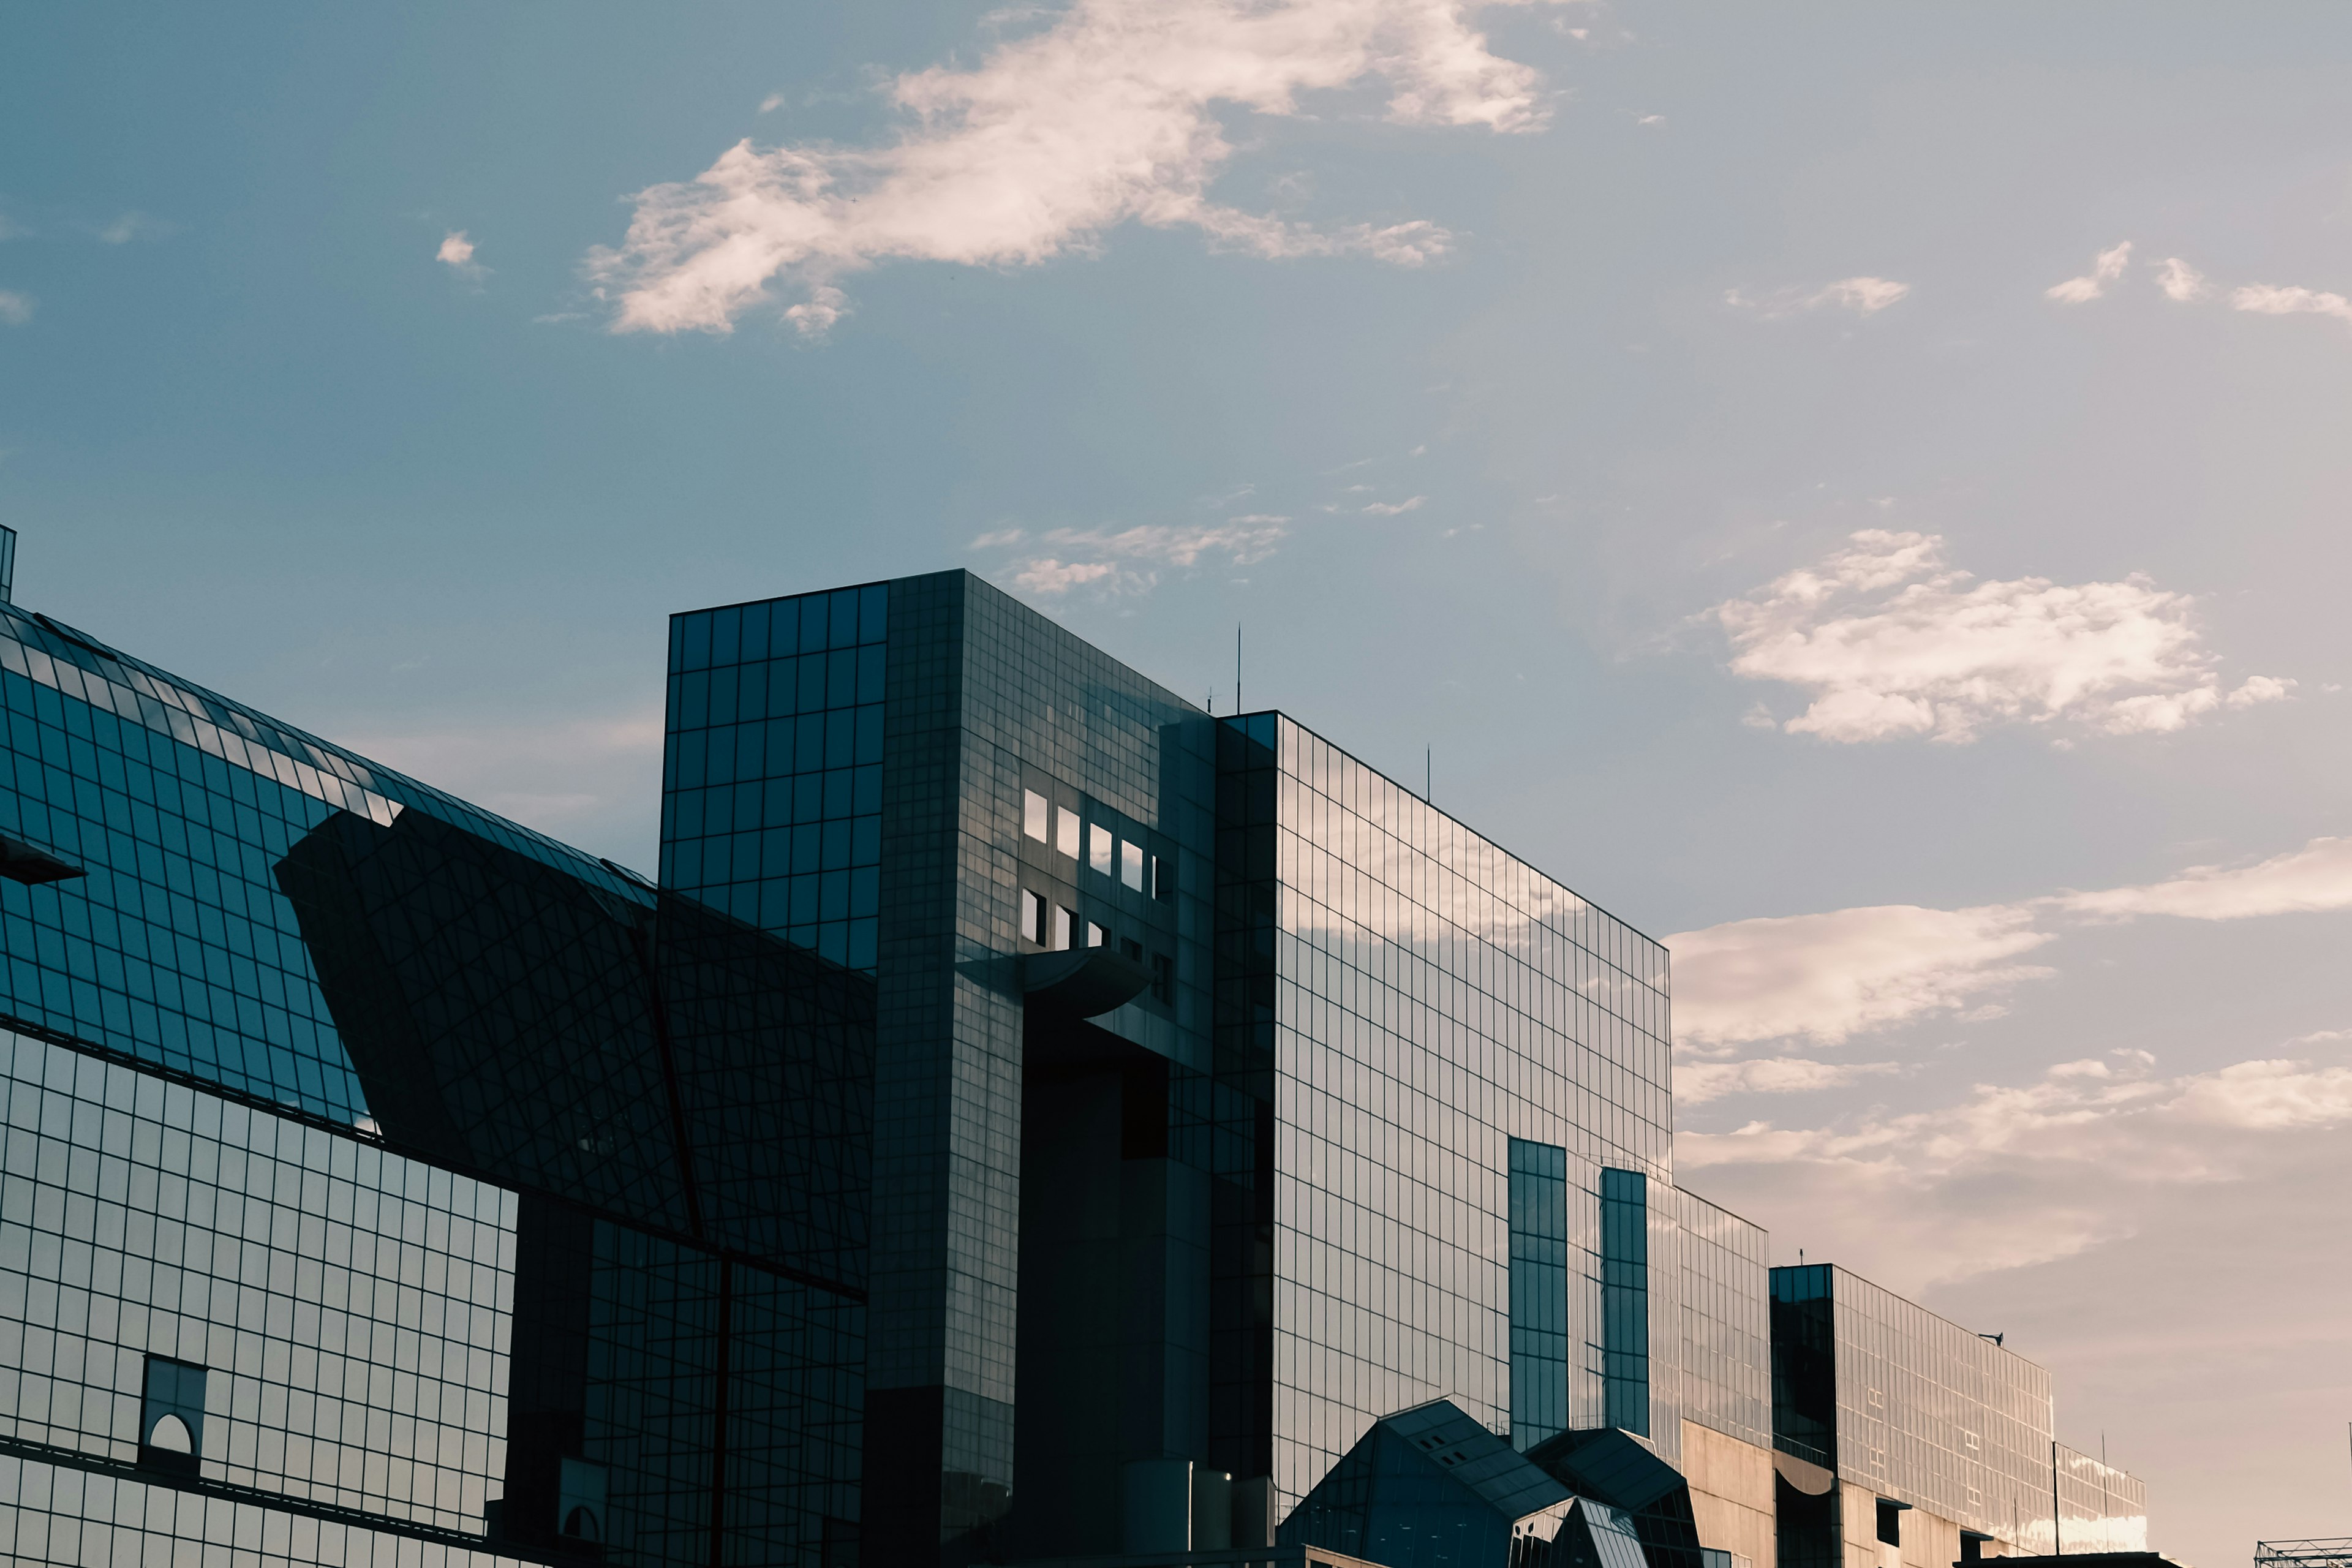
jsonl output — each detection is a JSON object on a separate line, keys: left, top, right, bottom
{"left": 661, "top": 584, "right": 888, "bottom": 972}
{"left": 0, "top": 1452, "right": 543, "bottom": 1568}
{"left": 1667, "top": 1183, "right": 1770, "bottom": 1450}
{"left": 0, "top": 604, "right": 646, "bottom": 1127}
{"left": 1229, "top": 712, "right": 1677, "bottom": 1514}
{"left": 1772, "top": 1265, "right": 2143, "bottom": 1552}
{"left": 0, "top": 1030, "right": 513, "bottom": 1534}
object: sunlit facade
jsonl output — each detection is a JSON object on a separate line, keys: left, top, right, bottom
{"left": 1770, "top": 1265, "right": 2146, "bottom": 1568}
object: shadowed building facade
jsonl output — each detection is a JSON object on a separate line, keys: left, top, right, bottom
{"left": 0, "top": 544, "right": 2148, "bottom": 1568}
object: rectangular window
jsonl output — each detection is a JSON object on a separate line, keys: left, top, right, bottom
{"left": 1020, "top": 889, "right": 1045, "bottom": 944}
{"left": 1089, "top": 823, "right": 1114, "bottom": 876}
{"left": 1121, "top": 840, "right": 1145, "bottom": 891}
{"left": 1053, "top": 905, "right": 1073, "bottom": 950}
{"left": 1087, "top": 920, "right": 1108, "bottom": 948}
{"left": 1121, "top": 937, "right": 1144, "bottom": 963}
{"left": 140, "top": 1354, "right": 208, "bottom": 1476}
{"left": 1875, "top": 1500, "right": 1904, "bottom": 1548}
{"left": 1509, "top": 1138, "right": 1569, "bottom": 1452}
{"left": 1152, "top": 853, "right": 1174, "bottom": 901}
{"left": 1601, "top": 1166, "right": 1650, "bottom": 1436}
{"left": 1023, "top": 790, "right": 1049, "bottom": 842}
{"left": 1150, "top": 952, "right": 1172, "bottom": 1003}
{"left": 1056, "top": 806, "right": 1080, "bottom": 859}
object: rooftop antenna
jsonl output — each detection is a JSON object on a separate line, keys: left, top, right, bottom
{"left": 1235, "top": 621, "right": 1243, "bottom": 714}
{"left": 1425, "top": 747, "right": 1431, "bottom": 802}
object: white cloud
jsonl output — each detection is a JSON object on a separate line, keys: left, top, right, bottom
{"left": 437, "top": 230, "right": 488, "bottom": 281}
{"left": 1679, "top": 1046, "right": 2352, "bottom": 1287}
{"left": 1668, "top": 902, "right": 2052, "bottom": 1050}
{"left": 2231, "top": 282, "right": 2352, "bottom": 329}
{"left": 2155, "top": 256, "right": 2207, "bottom": 303}
{"left": 0, "top": 290, "right": 31, "bottom": 326}
{"left": 1675, "top": 1056, "right": 1902, "bottom": 1104}
{"left": 2057, "top": 835, "right": 2352, "bottom": 922}
{"left": 1362, "top": 495, "right": 1428, "bottom": 514}
{"left": 1014, "top": 558, "right": 1121, "bottom": 594}
{"left": 586, "top": 0, "right": 1575, "bottom": 336}
{"left": 2046, "top": 240, "right": 2133, "bottom": 304}
{"left": 759, "top": 91, "right": 788, "bottom": 113}
{"left": 1711, "top": 529, "right": 2291, "bottom": 744}
{"left": 97, "top": 211, "right": 175, "bottom": 245}
{"left": 1724, "top": 276, "right": 1910, "bottom": 319}
{"left": 984, "top": 514, "right": 1294, "bottom": 594}
{"left": 1669, "top": 829, "right": 2352, "bottom": 1051}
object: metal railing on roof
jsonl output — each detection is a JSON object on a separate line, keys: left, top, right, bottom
{"left": 2257, "top": 1540, "right": 2352, "bottom": 1568}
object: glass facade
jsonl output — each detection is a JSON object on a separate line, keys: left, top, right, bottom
{"left": 662, "top": 584, "right": 889, "bottom": 973}
{"left": 1, "top": 1029, "right": 511, "bottom": 1530}
{"left": 0, "top": 589, "right": 870, "bottom": 1568}
{"left": 1768, "top": 1264, "right": 2145, "bottom": 1556}
{"left": 1216, "top": 712, "right": 1679, "bottom": 1513}
{"left": 1667, "top": 1186, "right": 1770, "bottom": 1453}
{"left": 0, "top": 601, "right": 643, "bottom": 1126}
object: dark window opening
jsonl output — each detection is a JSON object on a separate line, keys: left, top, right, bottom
{"left": 1600, "top": 1166, "right": 1650, "bottom": 1436}
{"left": 139, "top": 1355, "right": 208, "bottom": 1477}
{"left": 1875, "top": 1499, "right": 1904, "bottom": 1547}
{"left": 1150, "top": 952, "right": 1173, "bottom": 1004}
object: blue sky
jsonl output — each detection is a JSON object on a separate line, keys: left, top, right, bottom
{"left": 10, "top": 4, "right": 2352, "bottom": 1557}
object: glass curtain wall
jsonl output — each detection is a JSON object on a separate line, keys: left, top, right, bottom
{"left": 661, "top": 585, "right": 888, "bottom": 972}
{"left": 1218, "top": 713, "right": 1675, "bottom": 1513}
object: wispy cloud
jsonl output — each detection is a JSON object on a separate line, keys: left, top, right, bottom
{"left": 2057, "top": 835, "right": 2352, "bottom": 922}
{"left": 2231, "top": 282, "right": 2352, "bottom": 330}
{"left": 1361, "top": 495, "right": 1427, "bottom": 515}
{"left": 1724, "top": 276, "right": 1910, "bottom": 319}
{"left": 976, "top": 515, "right": 1293, "bottom": 595}
{"left": 1676, "top": 1056, "right": 1902, "bottom": 1104}
{"left": 1673, "top": 832, "right": 2352, "bottom": 1054}
{"left": 586, "top": 0, "right": 1576, "bottom": 336}
{"left": 97, "top": 211, "right": 176, "bottom": 245}
{"left": 0, "top": 291, "right": 32, "bottom": 326}
{"left": 2154, "top": 256, "right": 2207, "bottom": 302}
{"left": 2139, "top": 252, "right": 2352, "bottom": 336}
{"left": 1670, "top": 903, "right": 2052, "bottom": 1051}
{"left": 1712, "top": 529, "right": 2291, "bottom": 744}
{"left": 2046, "top": 240, "right": 2132, "bottom": 304}
{"left": 1680, "top": 1044, "right": 2352, "bottom": 1288}
{"left": 437, "top": 230, "right": 489, "bottom": 282}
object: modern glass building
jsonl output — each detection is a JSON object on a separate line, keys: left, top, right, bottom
{"left": 0, "top": 547, "right": 2148, "bottom": 1568}
{"left": 1769, "top": 1265, "right": 2146, "bottom": 1568}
